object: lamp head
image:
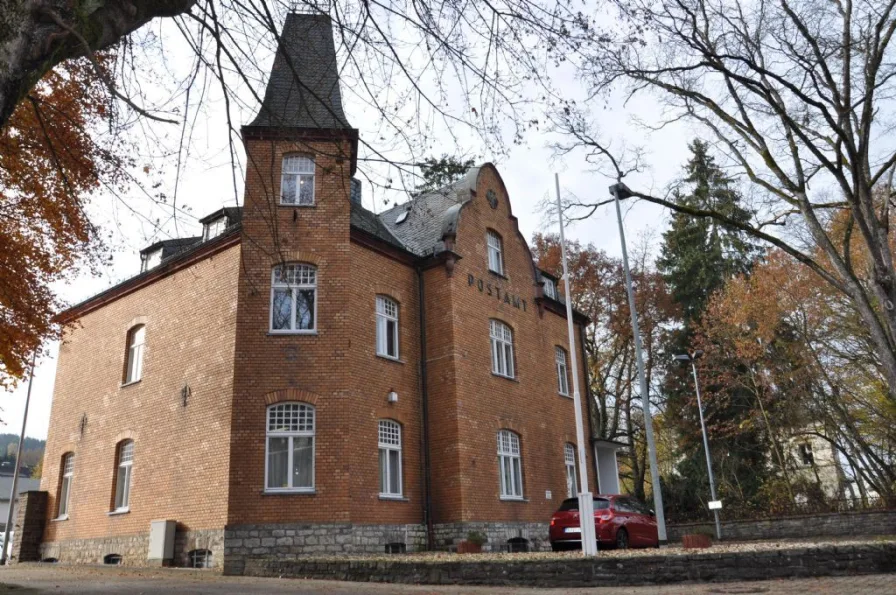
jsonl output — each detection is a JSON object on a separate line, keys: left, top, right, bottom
{"left": 692, "top": 349, "right": 705, "bottom": 360}
{"left": 609, "top": 182, "right": 635, "bottom": 200}
{"left": 672, "top": 354, "right": 691, "bottom": 364}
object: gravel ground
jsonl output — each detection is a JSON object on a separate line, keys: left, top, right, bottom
{"left": 0, "top": 565, "right": 894, "bottom": 594}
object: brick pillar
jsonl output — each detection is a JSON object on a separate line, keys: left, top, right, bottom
{"left": 10, "top": 491, "right": 48, "bottom": 563}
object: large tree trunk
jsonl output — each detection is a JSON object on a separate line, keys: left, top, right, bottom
{"left": 0, "top": 0, "right": 195, "bottom": 128}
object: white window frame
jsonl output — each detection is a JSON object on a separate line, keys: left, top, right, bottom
{"left": 124, "top": 326, "right": 145, "bottom": 385}
{"left": 57, "top": 452, "right": 75, "bottom": 519}
{"left": 487, "top": 230, "right": 504, "bottom": 275}
{"left": 543, "top": 277, "right": 558, "bottom": 299}
{"left": 490, "top": 320, "right": 515, "bottom": 379}
{"left": 113, "top": 441, "right": 133, "bottom": 512}
{"left": 141, "top": 249, "right": 162, "bottom": 272}
{"left": 376, "top": 296, "right": 400, "bottom": 359}
{"left": 203, "top": 217, "right": 227, "bottom": 240}
{"left": 378, "top": 420, "right": 403, "bottom": 498}
{"left": 280, "top": 154, "right": 315, "bottom": 205}
{"left": 556, "top": 347, "right": 570, "bottom": 396}
{"left": 565, "top": 443, "right": 578, "bottom": 498}
{"left": 270, "top": 264, "right": 318, "bottom": 333}
{"left": 498, "top": 430, "right": 523, "bottom": 499}
{"left": 265, "top": 403, "right": 316, "bottom": 493}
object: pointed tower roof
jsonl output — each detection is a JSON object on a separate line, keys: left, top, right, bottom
{"left": 248, "top": 13, "right": 351, "bottom": 130}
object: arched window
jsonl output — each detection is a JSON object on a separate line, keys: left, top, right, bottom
{"left": 497, "top": 430, "right": 523, "bottom": 499}
{"left": 555, "top": 347, "right": 570, "bottom": 396}
{"left": 565, "top": 443, "right": 578, "bottom": 498}
{"left": 376, "top": 296, "right": 399, "bottom": 359}
{"left": 266, "top": 403, "right": 315, "bottom": 491}
{"left": 57, "top": 452, "right": 75, "bottom": 519}
{"left": 113, "top": 441, "right": 134, "bottom": 512}
{"left": 270, "top": 264, "right": 317, "bottom": 332}
{"left": 103, "top": 553, "right": 122, "bottom": 565}
{"left": 486, "top": 230, "right": 504, "bottom": 274}
{"left": 280, "top": 154, "right": 315, "bottom": 205}
{"left": 378, "top": 420, "right": 403, "bottom": 497}
{"left": 124, "top": 325, "right": 145, "bottom": 384}
{"left": 490, "top": 320, "right": 514, "bottom": 378}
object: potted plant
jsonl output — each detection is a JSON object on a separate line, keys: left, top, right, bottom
{"left": 457, "top": 531, "right": 487, "bottom": 554}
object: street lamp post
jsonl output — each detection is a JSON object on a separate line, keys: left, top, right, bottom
{"left": 673, "top": 350, "right": 722, "bottom": 540}
{"left": 609, "top": 182, "right": 668, "bottom": 544}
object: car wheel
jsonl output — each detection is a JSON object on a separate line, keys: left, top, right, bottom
{"left": 615, "top": 528, "right": 629, "bottom": 550}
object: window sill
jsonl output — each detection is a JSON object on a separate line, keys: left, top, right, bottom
{"left": 267, "top": 331, "right": 318, "bottom": 336}
{"left": 120, "top": 380, "right": 141, "bottom": 389}
{"left": 108, "top": 508, "right": 130, "bottom": 516}
{"left": 262, "top": 489, "right": 316, "bottom": 496}
{"left": 376, "top": 354, "right": 405, "bottom": 365}
{"left": 488, "top": 270, "right": 509, "bottom": 281}
{"left": 378, "top": 495, "right": 409, "bottom": 502}
{"left": 499, "top": 496, "right": 528, "bottom": 503}
{"left": 278, "top": 203, "right": 316, "bottom": 208}
{"left": 52, "top": 515, "right": 69, "bottom": 522}
{"left": 491, "top": 373, "right": 519, "bottom": 383}
{"left": 559, "top": 393, "right": 572, "bottom": 399}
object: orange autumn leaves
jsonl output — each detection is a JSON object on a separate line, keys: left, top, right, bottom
{"left": 0, "top": 56, "right": 127, "bottom": 388}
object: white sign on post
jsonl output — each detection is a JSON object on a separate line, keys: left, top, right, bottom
{"left": 708, "top": 500, "right": 723, "bottom": 510}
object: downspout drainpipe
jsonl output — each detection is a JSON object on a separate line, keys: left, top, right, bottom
{"left": 578, "top": 322, "right": 600, "bottom": 493}
{"left": 416, "top": 265, "right": 435, "bottom": 550}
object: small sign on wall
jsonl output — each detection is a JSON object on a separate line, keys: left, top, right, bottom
{"left": 708, "top": 500, "right": 723, "bottom": 510}
{"left": 545, "top": 490, "right": 552, "bottom": 500}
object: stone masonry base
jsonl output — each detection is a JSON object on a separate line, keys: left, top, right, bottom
{"left": 39, "top": 528, "right": 224, "bottom": 568}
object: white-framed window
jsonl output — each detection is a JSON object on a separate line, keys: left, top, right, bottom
{"left": 203, "top": 217, "right": 227, "bottom": 240}
{"left": 565, "top": 443, "right": 578, "bottom": 498}
{"left": 487, "top": 230, "right": 504, "bottom": 275}
{"left": 113, "top": 441, "right": 134, "bottom": 512}
{"left": 57, "top": 452, "right": 75, "bottom": 518}
{"left": 490, "top": 319, "right": 514, "bottom": 378}
{"left": 543, "top": 277, "right": 558, "bottom": 299}
{"left": 498, "top": 430, "right": 523, "bottom": 499}
{"left": 124, "top": 326, "right": 145, "bottom": 384}
{"left": 556, "top": 347, "right": 570, "bottom": 396}
{"left": 270, "top": 264, "right": 317, "bottom": 333}
{"left": 280, "top": 154, "right": 315, "bottom": 205}
{"left": 141, "top": 248, "right": 162, "bottom": 272}
{"left": 798, "top": 443, "right": 814, "bottom": 467}
{"left": 376, "top": 296, "right": 399, "bottom": 359}
{"left": 378, "top": 420, "right": 403, "bottom": 497}
{"left": 265, "top": 403, "right": 315, "bottom": 492}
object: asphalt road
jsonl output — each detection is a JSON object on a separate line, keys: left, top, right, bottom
{"left": 1, "top": 565, "right": 893, "bottom": 594}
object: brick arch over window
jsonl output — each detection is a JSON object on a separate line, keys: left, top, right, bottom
{"left": 270, "top": 251, "right": 321, "bottom": 267}
{"left": 373, "top": 285, "right": 405, "bottom": 305}
{"left": 124, "top": 316, "right": 148, "bottom": 332}
{"left": 374, "top": 406, "right": 409, "bottom": 425}
{"left": 113, "top": 430, "right": 137, "bottom": 444}
{"left": 264, "top": 388, "right": 321, "bottom": 407}
{"left": 494, "top": 417, "right": 523, "bottom": 436}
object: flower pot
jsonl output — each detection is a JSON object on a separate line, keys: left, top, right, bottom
{"left": 682, "top": 534, "right": 712, "bottom": 549}
{"left": 457, "top": 541, "right": 483, "bottom": 554}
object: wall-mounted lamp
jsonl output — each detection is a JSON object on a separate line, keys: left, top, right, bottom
{"left": 387, "top": 390, "right": 398, "bottom": 403}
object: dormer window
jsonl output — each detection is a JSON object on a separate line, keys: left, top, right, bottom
{"left": 141, "top": 249, "right": 162, "bottom": 273}
{"left": 203, "top": 216, "right": 227, "bottom": 240}
{"left": 281, "top": 155, "right": 315, "bottom": 205}
{"left": 543, "top": 277, "right": 558, "bottom": 300}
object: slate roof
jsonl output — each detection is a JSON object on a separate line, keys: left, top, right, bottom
{"left": 349, "top": 202, "right": 406, "bottom": 251}
{"left": 378, "top": 167, "right": 481, "bottom": 256}
{"left": 248, "top": 13, "right": 350, "bottom": 130}
{"left": 139, "top": 237, "right": 203, "bottom": 260}
{"left": 199, "top": 206, "right": 243, "bottom": 226}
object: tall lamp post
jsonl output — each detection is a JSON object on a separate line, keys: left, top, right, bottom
{"left": 609, "top": 182, "right": 668, "bottom": 544}
{"left": 673, "top": 350, "right": 722, "bottom": 540}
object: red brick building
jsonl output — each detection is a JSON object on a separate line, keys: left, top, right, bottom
{"left": 34, "top": 14, "right": 602, "bottom": 571}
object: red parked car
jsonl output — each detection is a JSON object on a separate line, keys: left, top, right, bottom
{"left": 549, "top": 494, "right": 659, "bottom": 550}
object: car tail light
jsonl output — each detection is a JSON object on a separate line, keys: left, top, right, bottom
{"left": 550, "top": 518, "right": 556, "bottom": 527}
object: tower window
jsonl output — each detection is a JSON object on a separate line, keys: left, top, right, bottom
{"left": 281, "top": 154, "right": 315, "bottom": 205}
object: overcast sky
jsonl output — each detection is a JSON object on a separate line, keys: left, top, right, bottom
{"left": 4, "top": 8, "right": 694, "bottom": 441}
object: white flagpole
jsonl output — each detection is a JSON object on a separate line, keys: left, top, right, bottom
{"left": 555, "top": 174, "right": 598, "bottom": 556}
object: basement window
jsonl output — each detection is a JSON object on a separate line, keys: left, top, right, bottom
{"left": 103, "top": 553, "right": 122, "bottom": 565}
{"left": 507, "top": 537, "right": 530, "bottom": 553}
{"left": 188, "top": 549, "right": 212, "bottom": 568}
{"left": 384, "top": 542, "right": 406, "bottom": 554}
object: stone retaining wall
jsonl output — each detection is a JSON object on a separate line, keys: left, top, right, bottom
{"left": 668, "top": 509, "right": 896, "bottom": 542}
{"left": 39, "top": 528, "right": 224, "bottom": 568}
{"left": 10, "top": 491, "right": 47, "bottom": 563}
{"left": 241, "top": 542, "right": 896, "bottom": 587}
{"left": 433, "top": 521, "right": 549, "bottom": 552}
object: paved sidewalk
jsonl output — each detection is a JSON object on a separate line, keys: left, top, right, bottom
{"left": 0, "top": 565, "right": 893, "bottom": 594}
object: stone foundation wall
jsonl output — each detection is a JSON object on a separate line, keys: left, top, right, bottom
{"left": 40, "top": 528, "right": 225, "bottom": 568}
{"left": 432, "top": 521, "right": 549, "bottom": 552}
{"left": 222, "top": 523, "right": 427, "bottom": 574}
{"left": 242, "top": 542, "right": 896, "bottom": 587}
{"left": 667, "top": 509, "right": 896, "bottom": 542}
{"left": 10, "top": 491, "right": 48, "bottom": 563}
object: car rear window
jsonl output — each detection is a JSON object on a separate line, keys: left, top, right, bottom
{"left": 557, "top": 498, "right": 610, "bottom": 511}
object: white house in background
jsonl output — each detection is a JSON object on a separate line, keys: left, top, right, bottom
{"left": 788, "top": 429, "right": 846, "bottom": 502}
{"left": 0, "top": 475, "right": 41, "bottom": 529}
